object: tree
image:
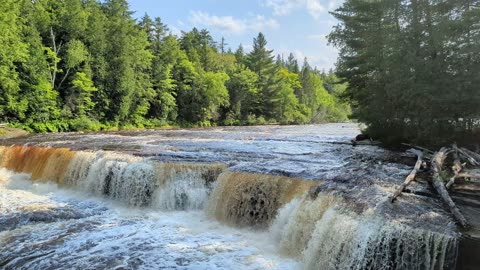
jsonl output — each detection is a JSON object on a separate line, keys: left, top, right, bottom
{"left": 1, "top": 0, "right": 352, "bottom": 131}
{"left": 148, "top": 35, "right": 182, "bottom": 121}
{"left": 234, "top": 44, "right": 246, "bottom": 64}
{"left": 197, "top": 71, "right": 230, "bottom": 123}
{"left": 226, "top": 65, "right": 259, "bottom": 120}
{"left": 286, "top": 53, "right": 299, "bottom": 73}
{"left": 246, "top": 32, "right": 281, "bottom": 118}
{"left": 102, "top": 0, "right": 153, "bottom": 124}
{"left": 276, "top": 68, "right": 309, "bottom": 123}
{"left": 330, "top": 0, "right": 480, "bottom": 145}
{"left": 66, "top": 72, "right": 97, "bottom": 116}
{"left": 0, "top": 0, "right": 28, "bottom": 121}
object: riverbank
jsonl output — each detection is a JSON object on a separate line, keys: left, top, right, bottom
{"left": 0, "top": 125, "right": 28, "bottom": 139}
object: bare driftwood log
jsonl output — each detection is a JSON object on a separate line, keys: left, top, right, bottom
{"left": 453, "top": 173, "right": 480, "bottom": 180}
{"left": 391, "top": 149, "right": 423, "bottom": 202}
{"left": 457, "top": 147, "right": 480, "bottom": 166}
{"left": 460, "top": 147, "right": 480, "bottom": 164}
{"left": 401, "top": 143, "right": 434, "bottom": 154}
{"left": 431, "top": 148, "right": 468, "bottom": 227}
{"left": 446, "top": 144, "right": 463, "bottom": 189}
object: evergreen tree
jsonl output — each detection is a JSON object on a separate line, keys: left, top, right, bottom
{"left": 0, "top": 0, "right": 352, "bottom": 131}
{"left": 330, "top": 0, "right": 480, "bottom": 145}
{"left": 103, "top": 0, "right": 153, "bottom": 124}
{"left": 246, "top": 32, "right": 281, "bottom": 118}
{"left": 0, "top": 0, "right": 28, "bottom": 121}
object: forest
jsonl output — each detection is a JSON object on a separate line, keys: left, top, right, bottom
{"left": 330, "top": 0, "right": 480, "bottom": 146}
{"left": 0, "top": 0, "right": 350, "bottom": 133}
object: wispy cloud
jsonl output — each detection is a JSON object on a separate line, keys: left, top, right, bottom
{"left": 327, "top": 0, "right": 343, "bottom": 10}
{"left": 189, "top": 11, "right": 279, "bottom": 34}
{"left": 307, "top": 34, "right": 327, "bottom": 41}
{"left": 261, "top": 0, "right": 328, "bottom": 20}
{"left": 305, "top": 0, "right": 325, "bottom": 19}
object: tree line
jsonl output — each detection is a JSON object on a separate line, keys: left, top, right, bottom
{"left": 330, "top": 0, "right": 480, "bottom": 146}
{"left": 0, "top": 0, "right": 350, "bottom": 132}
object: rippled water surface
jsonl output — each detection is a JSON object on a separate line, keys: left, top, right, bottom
{"left": 1, "top": 123, "right": 478, "bottom": 269}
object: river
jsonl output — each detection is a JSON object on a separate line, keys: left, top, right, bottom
{"left": 0, "top": 123, "right": 477, "bottom": 269}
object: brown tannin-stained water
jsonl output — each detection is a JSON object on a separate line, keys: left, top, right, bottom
{"left": 0, "top": 123, "right": 478, "bottom": 269}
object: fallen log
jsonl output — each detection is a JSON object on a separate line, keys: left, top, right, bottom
{"left": 391, "top": 149, "right": 423, "bottom": 202}
{"left": 457, "top": 147, "right": 480, "bottom": 166}
{"left": 401, "top": 143, "right": 434, "bottom": 154}
{"left": 431, "top": 148, "right": 468, "bottom": 227}
{"left": 446, "top": 144, "right": 463, "bottom": 189}
{"left": 460, "top": 147, "right": 480, "bottom": 164}
{"left": 455, "top": 173, "right": 480, "bottom": 180}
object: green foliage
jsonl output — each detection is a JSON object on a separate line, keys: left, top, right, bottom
{"left": 0, "top": 0, "right": 28, "bottom": 121}
{"left": 0, "top": 0, "right": 351, "bottom": 132}
{"left": 65, "top": 40, "right": 88, "bottom": 69}
{"left": 330, "top": 0, "right": 480, "bottom": 146}
{"left": 69, "top": 116, "right": 102, "bottom": 131}
{"left": 66, "top": 72, "right": 97, "bottom": 116}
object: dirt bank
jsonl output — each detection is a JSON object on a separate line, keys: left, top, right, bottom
{"left": 0, "top": 126, "right": 29, "bottom": 139}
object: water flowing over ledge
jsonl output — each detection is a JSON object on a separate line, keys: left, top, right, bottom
{"left": 0, "top": 144, "right": 460, "bottom": 269}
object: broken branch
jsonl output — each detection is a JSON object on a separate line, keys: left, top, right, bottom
{"left": 457, "top": 147, "right": 480, "bottom": 166}
{"left": 446, "top": 144, "right": 463, "bottom": 189}
{"left": 431, "top": 148, "right": 468, "bottom": 227}
{"left": 391, "top": 149, "right": 423, "bottom": 202}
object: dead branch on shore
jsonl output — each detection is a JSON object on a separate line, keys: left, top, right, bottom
{"left": 457, "top": 147, "right": 480, "bottom": 166}
{"left": 401, "top": 143, "right": 435, "bottom": 154}
{"left": 391, "top": 149, "right": 423, "bottom": 202}
{"left": 431, "top": 148, "right": 468, "bottom": 227}
{"left": 446, "top": 144, "right": 463, "bottom": 189}
{"left": 393, "top": 143, "right": 477, "bottom": 227}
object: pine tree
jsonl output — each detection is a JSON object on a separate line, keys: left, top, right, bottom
{"left": 246, "top": 33, "right": 281, "bottom": 118}
{"left": 103, "top": 0, "right": 153, "bottom": 124}
{"left": 0, "top": 0, "right": 29, "bottom": 121}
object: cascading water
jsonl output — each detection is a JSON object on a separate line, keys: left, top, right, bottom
{"left": 152, "top": 163, "right": 224, "bottom": 210}
{"left": 269, "top": 195, "right": 458, "bottom": 270}
{"left": 0, "top": 145, "right": 224, "bottom": 210}
{"left": 0, "top": 144, "right": 462, "bottom": 269}
{"left": 206, "top": 170, "right": 321, "bottom": 227}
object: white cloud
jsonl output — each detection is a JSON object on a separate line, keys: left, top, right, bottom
{"left": 189, "top": 11, "right": 279, "bottom": 34}
{"left": 328, "top": 0, "right": 343, "bottom": 10}
{"left": 306, "top": 0, "right": 325, "bottom": 19}
{"left": 169, "top": 25, "right": 182, "bottom": 37}
{"left": 262, "top": 0, "right": 301, "bottom": 16}
{"left": 261, "top": 0, "right": 328, "bottom": 20}
{"left": 276, "top": 39, "right": 339, "bottom": 71}
{"left": 307, "top": 34, "right": 327, "bottom": 41}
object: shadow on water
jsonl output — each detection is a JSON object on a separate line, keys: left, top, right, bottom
{"left": 457, "top": 235, "right": 480, "bottom": 270}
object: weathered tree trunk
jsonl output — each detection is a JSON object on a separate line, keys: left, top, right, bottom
{"left": 446, "top": 144, "right": 463, "bottom": 189}
{"left": 431, "top": 148, "right": 468, "bottom": 227}
{"left": 401, "top": 143, "right": 434, "bottom": 154}
{"left": 391, "top": 149, "right": 423, "bottom": 202}
{"left": 460, "top": 147, "right": 480, "bottom": 164}
{"left": 455, "top": 173, "right": 480, "bottom": 180}
{"left": 458, "top": 147, "right": 480, "bottom": 166}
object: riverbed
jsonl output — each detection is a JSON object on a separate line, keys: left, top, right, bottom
{"left": 0, "top": 123, "right": 476, "bottom": 269}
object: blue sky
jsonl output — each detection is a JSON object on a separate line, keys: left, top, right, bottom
{"left": 128, "top": 0, "right": 344, "bottom": 70}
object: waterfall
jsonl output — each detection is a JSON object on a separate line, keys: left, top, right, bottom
{"left": 269, "top": 195, "right": 458, "bottom": 270}
{"left": 206, "top": 170, "right": 321, "bottom": 227}
{"left": 0, "top": 145, "right": 460, "bottom": 269}
{"left": 0, "top": 145, "right": 224, "bottom": 209}
{"left": 152, "top": 163, "right": 225, "bottom": 210}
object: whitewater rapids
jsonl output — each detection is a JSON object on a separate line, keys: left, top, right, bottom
{"left": 0, "top": 124, "right": 464, "bottom": 269}
{"left": 0, "top": 168, "right": 300, "bottom": 269}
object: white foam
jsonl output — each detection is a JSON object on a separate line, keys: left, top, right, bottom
{"left": 0, "top": 169, "right": 300, "bottom": 269}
